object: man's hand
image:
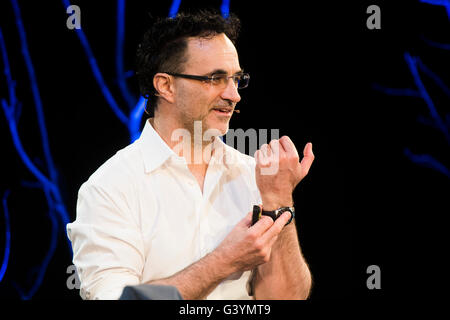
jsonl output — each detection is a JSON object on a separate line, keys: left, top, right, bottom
{"left": 147, "top": 210, "right": 292, "bottom": 300}
{"left": 254, "top": 137, "right": 314, "bottom": 210}
{"left": 214, "top": 210, "right": 292, "bottom": 273}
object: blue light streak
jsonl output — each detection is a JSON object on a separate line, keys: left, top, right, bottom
{"left": 61, "top": 0, "right": 147, "bottom": 142}
{"left": 404, "top": 148, "right": 450, "bottom": 178}
{"left": 0, "top": 27, "right": 55, "bottom": 193}
{"left": 169, "top": 0, "right": 182, "bottom": 18}
{"left": 373, "top": 40, "right": 449, "bottom": 177}
{"left": 0, "top": 191, "right": 11, "bottom": 283}
{"left": 420, "top": 36, "right": 450, "bottom": 50}
{"left": 1, "top": 0, "right": 236, "bottom": 298}
{"left": 221, "top": 0, "right": 230, "bottom": 18}
{"left": 371, "top": 84, "right": 420, "bottom": 97}
{"left": 404, "top": 52, "right": 449, "bottom": 143}
{"left": 14, "top": 188, "right": 59, "bottom": 300}
{"left": 116, "top": 0, "right": 137, "bottom": 109}
{"left": 10, "top": 0, "right": 70, "bottom": 227}
{"left": 419, "top": 0, "right": 450, "bottom": 19}
{"left": 10, "top": 0, "right": 57, "bottom": 184}
{"left": 1, "top": 1, "right": 71, "bottom": 299}
{"left": 372, "top": 0, "right": 450, "bottom": 177}
{"left": 61, "top": 0, "right": 128, "bottom": 125}
{"left": 415, "top": 57, "right": 450, "bottom": 98}
{"left": 129, "top": 96, "right": 146, "bottom": 142}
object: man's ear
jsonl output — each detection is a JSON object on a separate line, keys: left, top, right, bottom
{"left": 153, "top": 73, "right": 175, "bottom": 103}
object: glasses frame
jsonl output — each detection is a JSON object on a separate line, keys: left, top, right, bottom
{"left": 164, "top": 72, "right": 250, "bottom": 89}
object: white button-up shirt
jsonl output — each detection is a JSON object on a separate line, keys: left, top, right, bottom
{"left": 67, "top": 119, "right": 262, "bottom": 300}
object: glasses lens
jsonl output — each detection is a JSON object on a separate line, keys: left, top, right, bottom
{"left": 210, "top": 74, "right": 224, "bottom": 86}
{"left": 237, "top": 74, "right": 249, "bottom": 89}
{"left": 210, "top": 73, "right": 249, "bottom": 89}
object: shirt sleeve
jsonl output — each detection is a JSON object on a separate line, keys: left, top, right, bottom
{"left": 67, "top": 180, "right": 145, "bottom": 300}
{"left": 242, "top": 155, "right": 262, "bottom": 298}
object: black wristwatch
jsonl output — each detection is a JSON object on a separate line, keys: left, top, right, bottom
{"left": 251, "top": 205, "right": 295, "bottom": 226}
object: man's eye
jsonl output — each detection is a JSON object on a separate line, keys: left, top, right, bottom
{"left": 210, "top": 75, "right": 225, "bottom": 84}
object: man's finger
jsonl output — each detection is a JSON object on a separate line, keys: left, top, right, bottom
{"left": 249, "top": 215, "right": 274, "bottom": 236}
{"left": 269, "top": 139, "right": 280, "bottom": 157}
{"left": 260, "top": 211, "right": 292, "bottom": 243}
{"left": 279, "top": 136, "right": 299, "bottom": 159}
{"left": 240, "top": 210, "right": 254, "bottom": 228}
{"left": 260, "top": 143, "right": 271, "bottom": 158}
{"left": 298, "top": 142, "right": 314, "bottom": 179}
{"left": 255, "top": 148, "right": 270, "bottom": 167}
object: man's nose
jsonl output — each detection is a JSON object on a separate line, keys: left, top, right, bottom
{"left": 220, "top": 78, "right": 241, "bottom": 103}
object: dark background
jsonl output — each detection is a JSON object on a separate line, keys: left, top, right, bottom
{"left": 0, "top": 0, "right": 448, "bottom": 301}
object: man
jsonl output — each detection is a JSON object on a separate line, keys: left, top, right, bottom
{"left": 67, "top": 10, "right": 314, "bottom": 300}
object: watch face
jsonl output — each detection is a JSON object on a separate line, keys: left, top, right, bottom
{"left": 276, "top": 208, "right": 285, "bottom": 218}
{"left": 256, "top": 207, "right": 295, "bottom": 224}
{"left": 279, "top": 207, "right": 292, "bottom": 214}
{"left": 278, "top": 207, "right": 295, "bottom": 225}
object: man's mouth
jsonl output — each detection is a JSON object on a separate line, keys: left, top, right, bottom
{"left": 212, "top": 107, "right": 234, "bottom": 115}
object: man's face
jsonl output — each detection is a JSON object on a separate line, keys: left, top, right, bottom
{"left": 173, "top": 33, "right": 242, "bottom": 136}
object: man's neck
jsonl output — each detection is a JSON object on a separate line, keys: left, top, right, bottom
{"left": 149, "top": 117, "right": 215, "bottom": 169}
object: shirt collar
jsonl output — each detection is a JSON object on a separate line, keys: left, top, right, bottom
{"left": 138, "top": 118, "right": 239, "bottom": 173}
{"left": 138, "top": 119, "right": 177, "bottom": 173}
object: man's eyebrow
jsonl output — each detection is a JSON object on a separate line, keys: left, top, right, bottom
{"left": 206, "top": 69, "right": 244, "bottom": 76}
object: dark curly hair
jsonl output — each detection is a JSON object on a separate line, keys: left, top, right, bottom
{"left": 135, "top": 10, "right": 241, "bottom": 115}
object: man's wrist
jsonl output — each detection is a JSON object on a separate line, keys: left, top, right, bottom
{"left": 209, "top": 247, "right": 239, "bottom": 277}
{"left": 261, "top": 196, "right": 294, "bottom": 211}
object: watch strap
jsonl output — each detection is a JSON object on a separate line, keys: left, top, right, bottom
{"left": 252, "top": 205, "right": 295, "bottom": 226}
{"left": 251, "top": 205, "right": 262, "bottom": 226}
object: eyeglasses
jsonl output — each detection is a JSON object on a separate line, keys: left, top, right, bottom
{"left": 164, "top": 72, "right": 250, "bottom": 89}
